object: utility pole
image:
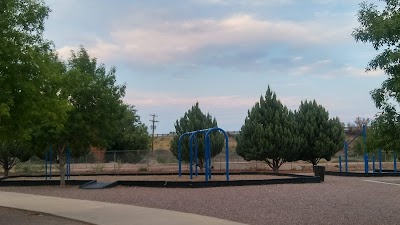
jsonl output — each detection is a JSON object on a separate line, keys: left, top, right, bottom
{"left": 149, "top": 114, "right": 159, "bottom": 156}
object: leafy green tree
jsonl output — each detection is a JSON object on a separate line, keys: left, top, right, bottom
{"left": 295, "top": 100, "right": 345, "bottom": 166}
{"left": 1, "top": 0, "right": 69, "bottom": 174}
{"left": 0, "top": 0, "right": 68, "bottom": 143}
{"left": 236, "top": 87, "right": 301, "bottom": 173}
{"left": 35, "top": 47, "right": 126, "bottom": 186}
{"left": 355, "top": 114, "right": 400, "bottom": 154}
{"left": 170, "top": 102, "right": 224, "bottom": 170}
{"left": 109, "top": 105, "right": 150, "bottom": 151}
{"left": 0, "top": 141, "right": 33, "bottom": 176}
{"left": 353, "top": 0, "right": 400, "bottom": 152}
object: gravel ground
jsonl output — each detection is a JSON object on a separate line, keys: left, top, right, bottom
{"left": 1, "top": 176, "right": 400, "bottom": 225}
{"left": 0, "top": 206, "right": 93, "bottom": 225}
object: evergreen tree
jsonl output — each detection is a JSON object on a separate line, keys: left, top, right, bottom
{"left": 170, "top": 102, "right": 224, "bottom": 169}
{"left": 295, "top": 100, "right": 345, "bottom": 166}
{"left": 236, "top": 87, "right": 301, "bottom": 173}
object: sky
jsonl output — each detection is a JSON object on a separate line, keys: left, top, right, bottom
{"left": 43, "top": 0, "right": 385, "bottom": 134}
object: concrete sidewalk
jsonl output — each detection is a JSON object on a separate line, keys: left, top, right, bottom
{"left": 0, "top": 191, "right": 246, "bottom": 225}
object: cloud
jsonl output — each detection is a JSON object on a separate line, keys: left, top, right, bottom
{"left": 124, "top": 89, "right": 305, "bottom": 113}
{"left": 290, "top": 59, "right": 332, "bottom": 76}
{"left": 341, "top": 66, "right": 385, "bottom": 78}
{"left": 56, "top": 45, "right": 79, "bottom": 60}
{"left": 57, "top": 14, "right": 353, "bottom": 65}
{"left": 193, "top": 0, "right": 294, "bottom": 6}
{"left": 289, "top": 59, "right": 385, "bottom": 78}
{"left": 319, "top": 65, "right": 385, "bottom": 79}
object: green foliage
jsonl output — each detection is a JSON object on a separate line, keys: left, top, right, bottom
{"left": 369, "top": 115, "right": 400, "bottom": 152}
{"left": 295, "top": 100, "right": 345, "bottom": 165}
{"left": 353, "top": 0, "right": 400, "bottom": 151}
{"left": 108, "top": 105, "right": 150, "bottom": 151}
{"left": 0, "top": 0, "right": 67, "bottom": 175}
{"left": 32, "top": 47, "right": 127, "bottom": 186}
{"left": 0, "top": 0, "right": 68, "bottom": 142}
{"left": 352, "top": 126, "right": 381, "bottom": 155}
{"left": 170, "top": 102, "right": 224, "bottom": 169}
{"left": 236, "top": 86, "right": 301, "bottom": 173}
{"left": 0, "top": 141, "right": 33, "bottom": 176}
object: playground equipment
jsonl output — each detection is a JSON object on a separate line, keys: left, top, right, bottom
{"left": 45, "top": 145, "right": 71, "bottom": 180}
{"left": 178, "top": 127, "right": 230, "bottom": 181}
{"left": 339, "top": 124, "right": 398, "bottom": 174}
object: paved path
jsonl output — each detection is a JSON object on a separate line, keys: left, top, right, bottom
{"left": 0, "top": 191, "right": 245, "bottom": 225}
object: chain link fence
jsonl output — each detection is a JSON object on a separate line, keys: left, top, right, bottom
{"left": 4, "top": 149, "right": 400, "bottom": 176}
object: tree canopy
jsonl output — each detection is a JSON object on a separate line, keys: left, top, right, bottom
{"left": 0, "top": 0, "right": 67, "bottom": 142}
{"left": 32, "top": 47, "right": 127, "bottom": 185}
{"left": 353, "top": 0, "right": 400, "bottom": 151}
{"left": 108, "top": 104, "right": 150, "bottom": 151}
{"left": 295, "top": 100, "right": 345, "bottom": 166}
{"left": 170, "top": 102, "right": 224, "bottom": 169}
{"left": 0, "top": 141, "right": 33, "bottom": 176}
{"left": 0, "top": 0, "right": 69, "bottom": 176}
{"left": 236, "top": 87, "right": 301, "bottom": 173}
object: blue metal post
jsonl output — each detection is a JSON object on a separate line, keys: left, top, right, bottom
{"left": 344, "top": 141, "right": 348, "bottom": 173}
{"left": 205, "top": 128, "right": 229, "bottom": 181}
{"left": 224, "top": 132, "right": 229, "bottom": 181}
{"left": 189, "top": 131, "right": 204, "bottom": 180}
{"left": 177, "top": 133, "right": 191, "bottom": 177}
{"left": 194, "top": 138, "right": 198, "bottom": 177}
{"left": 49, "top": 146, "right": 52, "bottom": 179}
{"left": 66, "top": 146, "right": 69, "bottom": 180}
{"left": 204, "top": 135, "right": 209, "bottom": 182}
{"left": 362, "top": 124, "right": 368, "bottom": 175}
{"left": 178, "top": 135, "right": 183, "bottom": 177}
{"left": 339, "top": 155, "right": 342, "bottom": 173}
{"left": 45, "top": 152, "right": 48, "bottom": 180}
{"left": 68, "top": 147, "right": 71, "bottom": 179}
{"left": 208, "top": 137, "right": 212, "bottom": 179}
{"left": 394, "top": 152, "right": 397, "bottom": 173}
{"left": 364, "top": 153, "right": 369, "bottom": 175}
{"left": 379, "top": 149, "right": 382, "bottom": 174}
{"left": 372, "top": 154, "right": 375, "bottom": 173}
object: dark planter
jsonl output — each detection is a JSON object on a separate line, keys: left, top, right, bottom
{"left": 313, "top": 166, "right": 325, "bottom": 182}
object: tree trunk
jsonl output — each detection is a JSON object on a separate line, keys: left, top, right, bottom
{"left": 3, "top": 168, "right": 9, "bottom": 177}
{"left": 58, "top": 147, "right": 66, "bottom": 187}
{"left": 272, "top": 165, "right": 279, "bottom": 174}
{"left": 198, "top": 158, "right": 204, "bottom": 171}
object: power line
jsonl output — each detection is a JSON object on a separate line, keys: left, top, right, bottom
{"left": 149, "top": 114, "right": 159, "bottom": 155}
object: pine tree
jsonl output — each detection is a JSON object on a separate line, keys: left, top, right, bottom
{"left": 236, "top": 86, "right": 301, "bottom": 173}
{"left": 295, "top": 100, "right": 345, "bottom": 166}
{"left": 170, "top": 102, "right": 224, "bottom": 169}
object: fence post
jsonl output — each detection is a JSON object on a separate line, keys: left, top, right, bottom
{"left": 339, "top": 155, "right": 342, "bottom": 173}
